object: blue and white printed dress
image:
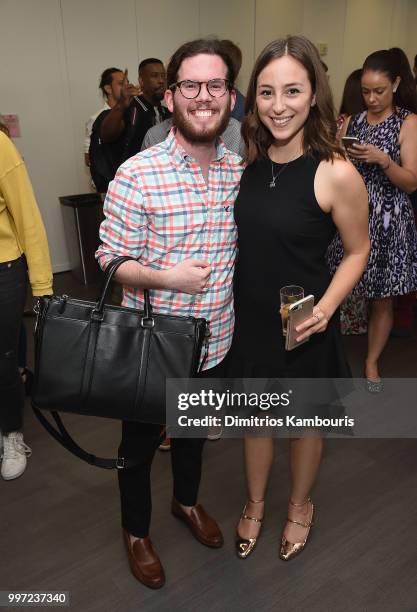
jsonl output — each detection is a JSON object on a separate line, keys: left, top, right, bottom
{"left": 328, "top": 107, "right": 417, "bottom": 298}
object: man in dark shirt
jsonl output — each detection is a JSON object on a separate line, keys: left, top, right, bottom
{"left": 99, "top": 58, "right": 171, "bottom": 165}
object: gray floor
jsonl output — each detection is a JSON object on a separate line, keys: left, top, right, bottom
{"left": 1, "top": 273, "right": 417, "bottom": 612}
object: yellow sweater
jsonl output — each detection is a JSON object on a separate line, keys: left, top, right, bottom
{"left": 0, "top": 131, "right": 53, "bottom": 295}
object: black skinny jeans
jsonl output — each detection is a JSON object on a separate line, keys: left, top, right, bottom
{"left": 118, "top": 359, "right": 226, "bottom": 538}
{"left": 0, "top": 257, "right": 28, "bottom": 434}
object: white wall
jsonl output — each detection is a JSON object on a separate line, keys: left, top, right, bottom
{"left": 1, "top": 0, "right": 417, "bottom": 272}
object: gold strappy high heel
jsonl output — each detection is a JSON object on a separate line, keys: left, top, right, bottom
{"left": 235, "top": 499, "right": 264, "bottom": 559}
{"left": 279, "top": 497, "right": 314, "bottom": 561}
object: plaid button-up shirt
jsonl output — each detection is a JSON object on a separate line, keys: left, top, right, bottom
{"left": 96, "top": 130, "right": 244, "bottom": 369}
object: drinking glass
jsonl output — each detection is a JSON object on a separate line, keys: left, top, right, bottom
{"left": 280, "top": 285, "right": 304, "bottom": 336}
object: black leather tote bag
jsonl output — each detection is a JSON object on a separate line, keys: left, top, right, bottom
{"left": 31, "top": 256, "right": 209, "bottom": 468}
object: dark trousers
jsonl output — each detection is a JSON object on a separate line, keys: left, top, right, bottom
{"left": 18, "top": 323, "right": 27, "bottom": 368}
{"left": 0, "top": 257, "right": 28, "bottom": 434}
{"left": 118, "top": 359, "right": 226, "bottom": 538}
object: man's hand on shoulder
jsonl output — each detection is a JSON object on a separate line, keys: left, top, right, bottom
{"left": 162, "top": 259, "right": 212, "bottom": 294}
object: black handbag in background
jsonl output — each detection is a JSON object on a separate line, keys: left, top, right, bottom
{"left": 31, "top": 256, "right": 209, "bottom": 469}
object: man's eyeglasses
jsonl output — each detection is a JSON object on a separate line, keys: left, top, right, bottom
{"left": 169, "top": 79, "right": 230, "bottom": 99}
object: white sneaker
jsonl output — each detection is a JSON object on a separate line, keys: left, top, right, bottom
{"left": 1, "top": 432, "right": 32, "bottom": 480}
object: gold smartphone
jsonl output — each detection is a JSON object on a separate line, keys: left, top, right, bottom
{"left": 285, "top": 295, "right": 314, "bottom": 351}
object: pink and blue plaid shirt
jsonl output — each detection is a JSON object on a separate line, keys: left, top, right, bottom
{"left": 96, "top": 130, "right": 244, "bottom": 369}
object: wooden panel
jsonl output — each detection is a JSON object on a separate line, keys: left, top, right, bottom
{"left": 301, "top": 0, "right": 347, "bottom": 113}
{"left": 0, "top": 0, "right": 77, "bottom": 271}
{"left": 60, "top": 0, "right": 138, "bottom": 192}
{"left": 199, "top": 0, "right": 255, "bottom": 94}
{"left": 135, "top": 0, "right": 199, "bottom": 66}
{"left": 255, "top": 0, "right": 304, "bottom": 55}
{"left": 343, "top": 0, "right": 396, "bottom": 76}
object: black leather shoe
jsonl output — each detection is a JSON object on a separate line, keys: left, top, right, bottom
{"left": 171, "top": 498, "right": 224, "bottom": 548}
{"left": 123, "top": 530, "right": 165, "bottom": 589}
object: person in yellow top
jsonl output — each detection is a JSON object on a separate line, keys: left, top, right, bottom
{"left": 0, "top": 126, "right": 53, "bottom": 480}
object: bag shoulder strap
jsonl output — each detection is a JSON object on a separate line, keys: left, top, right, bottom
{"left": 32, "top": 404, "right": 140, "bottom": 470}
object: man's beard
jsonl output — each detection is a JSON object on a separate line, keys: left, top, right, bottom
{"left": 172, "top": 104, "right": 230, "bottom": 143}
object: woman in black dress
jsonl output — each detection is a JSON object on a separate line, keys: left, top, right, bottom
{"left": 229, "top": 36, "right": 370, "bottom": 560}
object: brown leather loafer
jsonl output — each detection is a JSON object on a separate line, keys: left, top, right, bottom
{"left": 171, "top": 498, "right": 224, "bottom": 548}
{"left": 122, "top": 530, "right": 165, "bottom": 589}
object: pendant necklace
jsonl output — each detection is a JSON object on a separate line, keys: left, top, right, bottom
{"left": 269, "top": 152, "right": 301, "bottom": 188}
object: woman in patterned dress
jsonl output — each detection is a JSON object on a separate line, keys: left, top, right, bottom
{"left": 328, "top": 50, "right": 417, "bottom": 390}
{"left": 337, "top": 69, "right": 368, "bottom": 335}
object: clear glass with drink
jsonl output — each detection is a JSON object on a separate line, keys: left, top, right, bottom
{"left": 280, "top": 285, "right": 304, "bottom": 336}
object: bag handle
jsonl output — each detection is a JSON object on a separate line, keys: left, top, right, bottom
{"left": 94, "top": 255, "right": 152, "bottom": 318}
{"left": 31, "top": 255, "right": 158, "bottom": 469}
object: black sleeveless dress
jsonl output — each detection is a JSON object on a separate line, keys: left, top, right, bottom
{"left": 226, "top": 154, "right": 351, "bottom": 381}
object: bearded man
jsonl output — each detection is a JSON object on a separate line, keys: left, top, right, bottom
{"left": 96, "top": 38, "right": 243, "bottom": 589}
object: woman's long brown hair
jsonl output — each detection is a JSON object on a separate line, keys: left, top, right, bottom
{"left": 242, "top": 35, "right": 344, "bottom": 164}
